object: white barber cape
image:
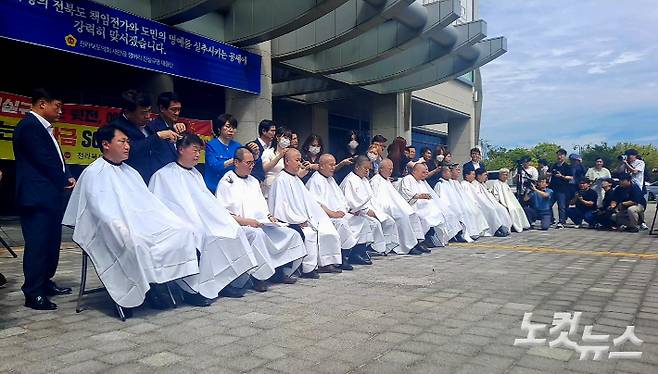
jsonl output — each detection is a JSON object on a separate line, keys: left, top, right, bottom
{"left": 268, "top": 170, "right": 342, "bottom": 273}
{"left": 451, "top": 179, "right": 489, "bottom": 237}
{"left": 62, "top": 158, "right": 199, "bottom": 308}
{"left": 148, "top": 162, "right": 260, "bottom": 296}
{"left": 466, "top": 180, "right": 512, "bottom": 235}
{"left": 488, "top": 180, "right": 530, "bottom": 232}
{"left": 370, "top": 173, "right": 426, "bottom": 254}
{"left": 399, "top": 175, "right": 462, "bottom": 246}
{"left": 340, "top": 172, "right": 399, "bottom": 253}
{"left": 305, "top": 171, "right": 379, "bottom": 251}
{"left": 435, "top": 178, "right": 480, "bottom": 240}
{"left": 217, "top": 171, "right": 307, "bottom": 275}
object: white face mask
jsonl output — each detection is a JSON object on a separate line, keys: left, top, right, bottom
{"left": 436, "top": 154, "right": 445, "bottom": 162}
{"left": 308, "top": 145, "right": 321, "bottom": 155}
{"left": 278, "top": 138, "right": 290, "bottom": 148}
{"left": 367, "top": 152, "right": 377, "bottom": 161}
{"left": 348, "top": 140, "right": 359, "bottom": 149}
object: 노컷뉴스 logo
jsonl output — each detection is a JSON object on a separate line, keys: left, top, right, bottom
{"left": 514, "top": 312, "right": 643, "bottom": 360}
{"left": 65, "top": 34, "right": 77, "bottom": 47}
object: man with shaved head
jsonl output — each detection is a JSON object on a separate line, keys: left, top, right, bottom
{"left": 268, "top": 148, "right": 343, "bottom": 279}
{"left": 370, "top": 158, "right": 428, "bottom": 255}
{"left": 448, "top": 164, "right": 489, "bottom": 237}
{"left": 340, "top": 156, "right": 400, "bottom": 256}
{"left": 399, "top": 163, "right": 462, "bottom": 247}
{"left": 306, "top": 153, "right": 386, "bottom": 267}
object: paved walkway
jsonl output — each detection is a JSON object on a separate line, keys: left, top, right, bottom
{"left": 1, "top": 206, "right": 658, "bottom": 373}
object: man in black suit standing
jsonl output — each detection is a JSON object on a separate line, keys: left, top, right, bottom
{"left": 249, "top": 119, "right": 276, "bottom": 182}
{"left": 109, "top": 89, "right": 181, "bottom": 183}
{"left": 144, "top": 91, "right": 186, "bottom": 178}
{"left": 462, "top": 147, "right": 486, "bottom": 176}
{"left": 13, "top": 88, "right": 76, "bottom": 310}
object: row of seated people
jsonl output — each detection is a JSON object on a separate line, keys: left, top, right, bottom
{"left": 63, "top": 125, "right": 538, "bottom": 317}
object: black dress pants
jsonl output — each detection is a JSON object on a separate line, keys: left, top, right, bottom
{"left": 20, "top": 206, "right": 63, "bottom": 297}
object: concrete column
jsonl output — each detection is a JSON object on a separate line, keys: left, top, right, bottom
{"left": 145, "top": 73, "right": 174, "bottom": 112}
{"left": 447, "top": 117, "right": 476, "bottom": 165}
{"left": 225, "top": 41, "right": 272, "bottom": 144}
{"left": 311, "top": 103, "right": 329, "bottom": 148}
{"left": 371, "top": 93, "right": 412, "bottom": 155}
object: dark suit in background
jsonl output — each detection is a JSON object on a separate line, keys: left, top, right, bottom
{"left": 13, "top": 113, "right": 70, "bottom": 297}
{"left": 463, "top": 160, "right": 486, "bottom": 176}
{"left": 109, "top": 115, "right": 176, "bottom": 183}
{"left": 252, "top": 138, "right": 267, "bottom": 182}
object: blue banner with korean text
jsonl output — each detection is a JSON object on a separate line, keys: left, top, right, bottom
{"left": 0, "top": 0, "right": 261, "bottom": 94}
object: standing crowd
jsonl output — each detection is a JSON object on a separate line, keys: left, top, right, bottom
{"left": 7, "top": 88, "right": 652, "bottom": 315}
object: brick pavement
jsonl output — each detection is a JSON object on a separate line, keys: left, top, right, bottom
{"left": 1, "top": 204, "right": 658, "bottom": 373}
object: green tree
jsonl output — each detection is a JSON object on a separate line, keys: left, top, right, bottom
{"left": 530, "top": 143, "right": 561, "bottom": 163}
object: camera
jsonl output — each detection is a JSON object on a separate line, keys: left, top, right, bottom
{"left": 617, "top": 154, "right": 627, "bottom": 162}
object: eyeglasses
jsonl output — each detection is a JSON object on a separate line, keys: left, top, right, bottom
{"left": 238, "top": 160, "right": 255, "bottom": 166}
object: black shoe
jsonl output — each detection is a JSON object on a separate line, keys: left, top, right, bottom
{"left": 25, "top": 295, "right": 57, "bottom": 310}
{"left": 219, "top": 285, "right": 245, "bottom": 298}
{"left": 417, "top": 243, "right": 431, "bottom": 253}
{"left": 252, "top": 279, "right": 269, "bottom": 292}
{"left": 408, "top": 247, "right": 423, "bottom": 255}
{"left": 44, "top": 283, "right": 72, "bottom": 296}
{"left": 280, "top": 275, "right": 298, "bottom": 284}
{"left": 318, "top": 265, "right": 342, "bottom": 273}
{"left": 0, "top": 272, "right": 6, "bottom": 288}
{"left": 625, "top": 226, "right": 640, "bottom": 233}
{"left": 146, "top": 284, "right": 175, "bottom": 309}
{"left": 182, "top": 292, "right": 214, "bottom": 307}
{"left": 349, "top": 254, "right": 372, "bottom": 265}
{"left": 300, "top": 270, "right": 320, "bottom": 279}
{"left": 340, "top": 261, "right": 354, "bottom": 271}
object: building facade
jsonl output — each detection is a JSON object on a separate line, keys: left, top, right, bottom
{"left": 0, "top": 0, "right": 504, "bottom": 213}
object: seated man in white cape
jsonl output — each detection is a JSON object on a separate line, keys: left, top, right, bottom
{"left": 307, "top": 154, "right": 384, "bottom": 266}
{"left": 399, "top": 163, "right": 462, "bottom": 247}
{"left": 434, "top": 166, "right": 481, "bottom": 241}
{"left": 449, "top": 164, "right": 489, "bottom": 237}
{"left": 462, "top": 169, "right": 511, "bottom": 237}
{"left": 217, "top": 146, "right": 307, "bottom": 287}
{"left": 268, "top": 149, "right": 343, "bottom": 279}
{"left": 149, "top": 132, "right": 267, "bottom": 300}
{"left": 370, "top": 158, "right": 428, "bottom": 255}
{"left": 489, "top": 168, "right": 530, "bottom": 232}
{"left": 340, "top": 156, "right": 400, "bottom": 254}
{"left": 62, "top": 125, "right": 200, "bottom": 310}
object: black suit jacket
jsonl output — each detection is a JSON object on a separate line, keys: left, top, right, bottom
{"left": 109, "top": 115, "right": 173, "bottom": 184}
{"left": 463, "top": 160, "right": 485, "bottom": 175}
{"left": 252, "top": 138, "right": 266, "bottom": 182}
{"left": 13, "top": 113, "right": 70, "bottom": 210}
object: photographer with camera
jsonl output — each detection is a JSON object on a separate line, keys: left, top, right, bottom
{"left": 610, "top": 173, "right": 646, "bottom": 232}
{"left": 523, "top": 177, "right": 553, "bottom": 230}
{"left": 566, "top": 178, "right": 597, "bottom": 228}
{"left": 595, "top": 178, "right": 616, "bottom": 230}
{"left": 515, "top": 156, "right": 538, "bottom": 199}
{"left": 548, "top": 149, "right": 573, "bottom": 228}
{"left": 618, "top": 149, "right": 646, "bottom": 191}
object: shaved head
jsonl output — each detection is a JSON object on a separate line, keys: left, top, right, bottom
{"left": 411, "top": 162, "right": 428, "bottom": 181}
{"left": 353, "top": 155, "right": 372, "bottom": 178}
{"left": 379, "top": 158, "right": 394, "bottom": 179}
{"left": 284, "top": 148, "right": 301, "bottom": 163}
{"left": 380, "top": 158, "right": 393, "bottom": 168}
{"left": 318, "top": 153, "right": 337, "bottom": 177}
{"left": 319, "top": 153, "right": 335, "bottom": 164}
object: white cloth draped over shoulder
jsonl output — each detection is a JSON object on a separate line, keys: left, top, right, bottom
{"left": 451, "top": 179, "right": 489, "bottom": 237}
{"left": 217, "top": 170, "right": 307, "bottom": 275}
{"left": 435, "top": 178, "right": 482, "bottom": 240}
{"left": 488, "top": 180, "right": 530, "bottom": 232}
{"left": 148, "top": 162, "right": 260, "bottom": 295}
{"left": 340, "top": 172, "right": 399, "bottom": 253}
{"left": 465, "top": 180, "right": 512, "bottom": 235}
{"left": 399, "top": 175, "right": 461, "bottom": 246}
{"left": 268, "top": 170, "right": 342, "bottom": 273}
{"left": 306, "top": 171, "right": 384, "bottom": 252}
{"left": 370, "top": 173, "right": 426, "bottom": 254}
{"left": 62, "top": 158, "right": 199, "bottom": 308}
